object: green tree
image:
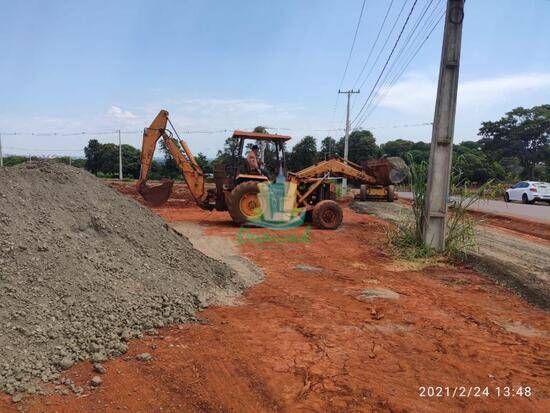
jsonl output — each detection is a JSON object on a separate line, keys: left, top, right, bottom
{"left": 214, "top": 136, "right": 240, "bottom": 166}
{"left": 288, "top": 136, "right": 318, "bottom": 172}
{"left": 71, "top": 158, "right": 86, "bottom": 168}
{"left": 253, "top": 126, "right": 267, "bottom": 134}
{"left": 3, "top": 156, "right": 28, "bottom": 166}
{"left": 195, "top": 152, "right": 212, "bottom": 174}
{"left": 159, "top": 139, "right": 182, "bottom": 179}
{"left": 121, "top": 144, "right": 141, "bottom": 178}
{"left": 336, "top": 130, "right": 381, "bottom": 164}
{"left": 97, "top": 143, "right": 119, "bottom": 176}
{"left": 381, "top": 139, "right": 415, "bottom": 157}
{"left": 319, "top": 136, "right": 337, "bottom": 160}
{"left": 84, "top": 139, "right": 142, "bottom": 178}
{"left": 478, "top": 105, "right": 550, "bottom": 179}
{"left": 84, "top": 139, "right": 103, "bottom": 174}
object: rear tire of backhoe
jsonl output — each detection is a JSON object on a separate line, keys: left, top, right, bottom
{"left": 227, "top": 181, "right": 264, "bottom": 225}
{"left": 312, "top": 200, "right": 343, "bottom": 230}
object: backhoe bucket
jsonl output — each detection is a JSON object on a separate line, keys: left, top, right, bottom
{"left": 137, "top": 180, "right": 174, "bottom": 206}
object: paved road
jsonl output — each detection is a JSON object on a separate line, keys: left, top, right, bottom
{"left": 398, "top": 192, "right": 550, "bottom": 224}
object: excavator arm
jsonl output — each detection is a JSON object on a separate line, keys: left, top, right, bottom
{"left": 290, "top": 157, "right": 377, "bottom": 184}
{"left": 137, "top": 110, "right": 207, "bottom": 206}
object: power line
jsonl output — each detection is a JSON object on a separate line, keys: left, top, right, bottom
{"left": 330, "top": 0, "right": 369, "bottom": 132}
{"left": 354, "top": 5, "right": 445, "bottom": 126}
{"left": 352, "top": 0, "right": 420, "bottom": 126}
{"left": 354, "top": 1, "right": 444, "bottom": 126}
{"left": 338, "top": 0, "right": 368, "bottom": 90}
{"left": 351, "top": 0, "right": 395, "bottom": 89}
{"left": 3, "top": 146, "right": 84, "bottom": 152}
{"left": 353, "top": 0, "right": 408, "bottom": 98}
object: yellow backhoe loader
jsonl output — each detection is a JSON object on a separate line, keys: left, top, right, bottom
{"left": 137, "top": 110, "right": 407, "bottom": 229}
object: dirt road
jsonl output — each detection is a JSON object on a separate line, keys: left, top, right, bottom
{"left": 352, "top": 201, "right": 550, "bottom": 309}
{"left": 4, "top": 188, "right": 548, "bottom": 413}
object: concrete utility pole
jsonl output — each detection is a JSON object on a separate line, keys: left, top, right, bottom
{"left": 118, "top": 130, "right": 123, "bottom": 180}
{"left": 423, "top": 0, "right": 465, "bottom": 250}
{"left": 338, "top": 89, "right": 360, "bottom": 194}
{"left": 0, "top": 133, "right": 3, "bottom": 167}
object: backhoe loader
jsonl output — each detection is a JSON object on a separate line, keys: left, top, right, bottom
{"left": 137, "top": 110, "right": 407, "bottom": 229}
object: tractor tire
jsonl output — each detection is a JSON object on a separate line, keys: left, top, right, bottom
{"left": 359, "top": 185, "right": 368, "bottom": 201}
{"left": 386, "top": 185, "right": 395, "bottom": 202}
{"left": 227, "top": 181, "right": 264, "bottom": 225}
{"left": 312, "top": 200, "right": 343, "bottom": 230}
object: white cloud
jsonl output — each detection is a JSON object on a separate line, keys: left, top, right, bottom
{"left": 459, "top": 73, "right": 550, "bottom": 106}
{"left": 378, "top": 73, "right": 550, "bottom": 114}
{"left": 1, "top": 98, "right": 326, "bottom": 157}
{"left": 107, "top": 105, "right": 137, "bottom": 120}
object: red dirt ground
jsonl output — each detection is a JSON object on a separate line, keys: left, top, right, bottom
{"left": 1, "top": 187, "right": 549, "bottom": 412}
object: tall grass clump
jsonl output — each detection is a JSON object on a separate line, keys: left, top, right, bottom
{"left": 387, "top": 155, "right": 487, "bottom": 261}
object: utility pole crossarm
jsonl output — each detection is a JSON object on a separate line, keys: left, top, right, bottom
{"left": 338, "top": 89, "right": 360, "bottom": 194}
{"left": 423, "top": 0, "right": 465, "bottom": 250}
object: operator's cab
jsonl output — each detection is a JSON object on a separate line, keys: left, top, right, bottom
{"left": 231, "top": 130, "right": 290, "bottom": 184}
{"left": 215, "top": 130, "right": 290, "bottom": 190}
{"left": 211, "top": 130, "right": 291, "bottom": 216}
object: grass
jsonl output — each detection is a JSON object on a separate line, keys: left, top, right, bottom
{"left": 387, "top": 155, "right": 487, "bottom": 261}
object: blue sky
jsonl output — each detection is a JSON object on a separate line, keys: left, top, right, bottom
{"left": 1, "top": 0, "right": 550, "bottom": 157}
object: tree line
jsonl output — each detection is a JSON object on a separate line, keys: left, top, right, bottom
{"left": 283, "top": 104, "right": 549, "bottom": 183}
{"left": 3, "top": 105, "right": 548, "bottom": 184}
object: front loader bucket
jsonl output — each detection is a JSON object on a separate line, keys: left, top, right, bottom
{"left": 362, "top": 157, "right": 409, "bottom": 186}
{"left": 137, "top": 180, "right": 174, "bottom": 206}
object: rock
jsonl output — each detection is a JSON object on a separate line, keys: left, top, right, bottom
{"left": 91, "top": 352, "right": 107, "bottom": 363}
{"left": 58, "top": 357, "right": 74, "bottom": 371}
{"left": 358, "top": 288, "right": 400, "bottom": 301}
{"left": 136, "top": 353, "right": 152, "bottom": 362}
{"left": 90, "top": 376, "right": 102, "bottom": 387}
{"left": 12, "top": 393, "right": 23, "bottom": 403}
{"left": 93, "top": 363, "right": 106, "bottom": 374}
{"left": 294, "top": 264, "right": 324, "bottom": 273}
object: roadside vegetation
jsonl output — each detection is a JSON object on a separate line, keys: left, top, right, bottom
{"left": 387, "top": 155, "right": 489, "bottom": 261}
{"left": 2, "top": 104, "right": 548, "bottom": 185}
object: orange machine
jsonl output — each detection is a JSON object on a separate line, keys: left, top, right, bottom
{"left": 137, "top": 110, "right": 407, "bottom": 229}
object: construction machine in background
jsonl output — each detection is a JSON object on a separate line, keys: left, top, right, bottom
{"left": 137, "top": 110, "right": 408, "bottom": 229}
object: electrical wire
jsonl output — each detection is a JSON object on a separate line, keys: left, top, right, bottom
{"left": 329, "top": 0, "right": 369, "bottom": 131}
{"left": 338, "top": 0, "right": 369, "bottom": 91}
{"left": 351, "top": 0, "right": 420, "bottom": 126}
{"left": 351, "top": 0, "right": 395, "bottom": 89}
{"left": 353, "top": 2, "right": 443, "bottom": 127}
{"left": 353, "top": 0, "right": 409, "bottom": 99}
{"left": 354, "top": 5, "right": 445, "bottom": 128}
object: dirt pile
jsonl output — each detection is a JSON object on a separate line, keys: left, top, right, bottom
{"left": 0, "top": 161, "right": 243, "bottom": 395}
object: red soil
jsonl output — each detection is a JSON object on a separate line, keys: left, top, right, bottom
{"left": 1, "top": 187, "right": 548, "bottom": 413}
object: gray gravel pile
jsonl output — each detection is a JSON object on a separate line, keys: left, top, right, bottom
{"left": 0, "top": 161, "right": 242, "bottom": 395}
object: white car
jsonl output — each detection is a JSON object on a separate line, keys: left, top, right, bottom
{"left": 504, "top": 181, "right": 550, "bottom": 204}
